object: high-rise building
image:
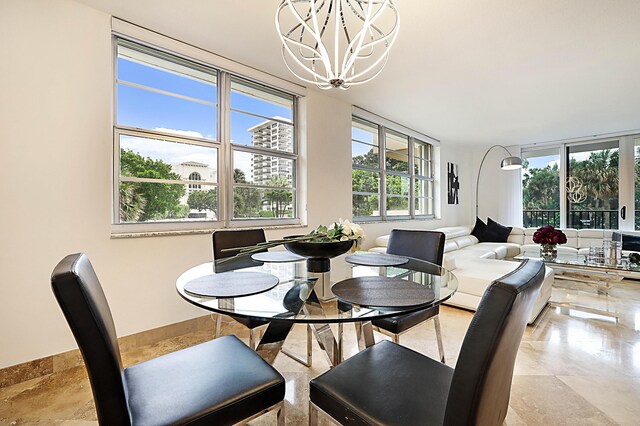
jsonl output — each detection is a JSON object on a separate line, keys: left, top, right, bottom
{"left": 248, "top": 119, "right": 293, "bottom": 185}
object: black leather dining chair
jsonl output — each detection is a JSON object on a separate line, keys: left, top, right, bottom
{"left": 51, "top": 253, "right": 285, "bottom": 425}
{"left": 212, "top": 228, "right": 312, "bottom": 366}
{"left": 309, "top": 259, "right": 545, "bottom": 426}
{"left": 371, "top": 229, "right": 446, "bottom": 363}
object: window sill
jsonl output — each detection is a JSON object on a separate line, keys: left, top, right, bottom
{"left": 354, "top": 216, "right": 436, "bottom": 224}
{"left": 110, "top": 223, "right": 307, "bottom": 239}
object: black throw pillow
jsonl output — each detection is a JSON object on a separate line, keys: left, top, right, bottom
{"left": 471, "top": 217, "right": 487, "bottom": 241}
{"left": 483, "top": 218, "right": 513, "bottom": 243}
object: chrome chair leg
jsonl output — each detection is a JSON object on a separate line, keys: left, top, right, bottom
{"left": 214, "top": 314, "right": 222, "bottom": 338}
{"left": 434, "top": 316, "right": 446, "bottom": 363}
{"left": 309, "top": 401, "right": 318, "bottom": 426}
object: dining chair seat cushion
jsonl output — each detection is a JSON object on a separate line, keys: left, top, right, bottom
{"left": 124, "top": 335, "right": 284, "bottom": 425}
{"left": 371, "top": 305, "right": 439, "bottom": 335}
{"left": 310, "top": 340, "right": 453, "bottom": 426}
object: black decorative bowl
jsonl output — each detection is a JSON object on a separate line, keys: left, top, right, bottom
{"left": 284, "top": 236, "right": 354, "bottom": 272}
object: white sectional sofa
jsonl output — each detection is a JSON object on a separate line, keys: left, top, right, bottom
{"left": 370, "top": 225, "right": 640, "bottom": 324}
{"left": 370, "top": 226, "right": 554, "bottom": 324}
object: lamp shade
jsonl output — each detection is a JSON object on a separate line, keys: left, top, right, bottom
{"left": 500, "top": 156, "right": 523, "bottom": 170}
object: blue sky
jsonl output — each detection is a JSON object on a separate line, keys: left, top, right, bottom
{"left": 117, "top": 56, "right": 293, "bottom": 176}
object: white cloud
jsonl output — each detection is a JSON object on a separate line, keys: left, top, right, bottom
{"left": 154, "top": 128, "right": 204, "bottom": 139}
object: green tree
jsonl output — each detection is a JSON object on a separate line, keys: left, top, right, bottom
{"left": 522, "top": 162, "right": 560, "bottom": 210}
{"left": 187, "top": 189, "right": 217, "bottom": 212}
{"left": 570, "top": 150, "right": 618, "bottom": 210}
{"left": 120, "top": 149, "right": 185, "bottom": 220}
{"left": 233, "top": 168, "right": 262, "bottom": 218}
{"left": 264, "top": 175, "right": 292, "bottom": 218}
{"left": 119, "top": 182, "right": 147, "bottom": 222}
{"left": 352, "top": 169, "right": 379, "bottom": 216}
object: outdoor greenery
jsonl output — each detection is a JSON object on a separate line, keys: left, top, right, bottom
{"left": 187, "top": 189, "right": 217, "bottom": 212}
{"left": 264, "top": 175, "right": 293, "bottom": 218}
{"left": 352, "top": 147, "right": 410, "bottom": 216}
{"left": 120, "top": 149, "right": 186, "bottom": 221}
{"left": 522, "top": 148, "right": 640, "bottom": 229}
{"left": 119, "top": 151, "right": 296, "bottom": 222}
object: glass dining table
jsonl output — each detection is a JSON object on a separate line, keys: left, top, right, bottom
{"left": 176, "top": 252, "right": 457, "bottom": 367}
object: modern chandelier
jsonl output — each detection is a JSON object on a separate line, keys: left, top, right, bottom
{"left": 275, "top": 0, "right": 400, "bottom": 89}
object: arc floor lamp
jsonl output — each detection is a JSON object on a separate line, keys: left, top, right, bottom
{"left": 475, "top": 145, "right": 523, "bottom": 216}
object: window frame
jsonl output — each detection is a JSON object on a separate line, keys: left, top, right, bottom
{"left": 520, "top": 133, "right": 640, "bottom": 230}
{"left": 352, "top": 114, "right": 436, "bottom": 223}
{"left": 111, "top": 33, "right": 304, "bottom": 234}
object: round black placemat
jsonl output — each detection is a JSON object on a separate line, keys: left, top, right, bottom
{"left": 184, "top": 271, "right": 279, "bottom": 298}
{"left": 251, "top": 251, "right": 305, "bottom": 263}
{"left": 345, "top": 253, "right": 409, "bottom": 267}
{"left": 332, "top": 276, "right": 435, "bottom": 309}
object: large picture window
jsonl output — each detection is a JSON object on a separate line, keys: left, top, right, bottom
{"left": 522, "top": 134, "right": 640, "bottom": 231}
{"left": 352, "top": 116, "right": 434, "bottom": 221}
{"left": 114, "top": 38, "right": 300, "bottom": 231}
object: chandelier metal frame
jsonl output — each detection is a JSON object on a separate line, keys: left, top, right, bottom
{"left": 275, "top": 0, "right": 400, "bottom": 89}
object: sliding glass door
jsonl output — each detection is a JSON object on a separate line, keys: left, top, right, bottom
{"left": 522, "top": 135, "right": 639, "bottom": 231}
{"left": 566, "top": 141, "right": 619, "bottom": 229}
{"left": 522, "top": 149, "right": 561, "bottom": 227}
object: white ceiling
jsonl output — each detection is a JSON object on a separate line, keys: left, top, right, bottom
{"left": 76, "top": 0, "right": 640, "bottom": 146}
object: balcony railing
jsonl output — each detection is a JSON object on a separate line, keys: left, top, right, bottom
{"left": 523, "top": 210, "right": 619, "bottom": 229}
{"left": 523, "top": 210, "right": 560, "bottom": 228}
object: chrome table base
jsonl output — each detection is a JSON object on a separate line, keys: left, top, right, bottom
{"left": 255, "top": 279, "right": 376, "bottom": 367}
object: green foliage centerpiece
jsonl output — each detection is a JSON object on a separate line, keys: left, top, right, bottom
{"left": 223, "top": 219, "right": 365, "bottom": 272}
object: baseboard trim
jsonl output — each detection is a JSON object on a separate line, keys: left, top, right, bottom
{"left": 0, "top": 315, "right": 215, "bottom": 389}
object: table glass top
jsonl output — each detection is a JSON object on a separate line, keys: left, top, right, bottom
{"left": 515, "top": 249, "right": 640, "bottom": 273}
{"left": 176, "top": 253, "right": 457, "bottom": 323}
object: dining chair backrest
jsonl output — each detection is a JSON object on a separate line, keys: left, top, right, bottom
{"left": 387, "top": 229, "right": 446, "bottom": 266}
{"left": 51, "top": 253, "right": 131, "bottom": 425}
{"left": 443, "top": 259, "right": 545, "bottom": 426}
{"left": 212, "top": 229, "right": 267, "bottom": 272}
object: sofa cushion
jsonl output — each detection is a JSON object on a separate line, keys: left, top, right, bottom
{"left": 578, "top": 229, "right": 613, "bottom": 249}
{"left": 436, "top": 226, "right": 473, "bottom": 239}
{"left": 451, "top": 259, "right": 521, "bottom": 297}
{"left": 507, "top": 227, "right": 525, "bottom": 245}
{"left": 444, "top": 240, "right": 458, "bottom": 253}
{"left": 475, "top": 242, "right": 521, "bottom": 258}
{"left": 442, "top": 255, "right": 456, "bottom": 271}
{"left": 375, "top": 235, "right": 390, "bottom": 247}
{"left": 453, "top": 235, "right": 477, "bottom": 249}
{"left": 483, "top": 218, "right": 513, "bottom": 243}
{"left": 452, "top": 246, "right": 498, "bottom": 260}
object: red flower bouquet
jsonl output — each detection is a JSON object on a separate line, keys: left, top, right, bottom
{"left": 532, "top": 225, "right": 567, "bottom": 246}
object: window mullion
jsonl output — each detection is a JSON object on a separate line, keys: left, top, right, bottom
{"left": 380, "top": 125, "right": 387, "bottom": 221}
{"left": 220, "top": 71, "right": 232, "bottom": 226}
{"left": 409, "top": 137, "right": 415, "bottom": 219}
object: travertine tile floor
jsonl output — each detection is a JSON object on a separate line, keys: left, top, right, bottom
{"left": 2, "top": 281, "right": 639, "bottom": 425}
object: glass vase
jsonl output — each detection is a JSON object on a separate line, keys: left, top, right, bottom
{"left": 540, "top": 244, "right": 557, "bottom": 260}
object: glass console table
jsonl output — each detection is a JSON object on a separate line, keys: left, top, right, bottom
{"left": 515, "top": 249, "right": 640, "bottom": 320}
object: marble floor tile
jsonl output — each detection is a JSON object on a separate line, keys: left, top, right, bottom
{"left": 2, "top": 283, "right": 640, "bottom": 425}
{"left": 558, "top": 376, "right": 640, "bottom": 426}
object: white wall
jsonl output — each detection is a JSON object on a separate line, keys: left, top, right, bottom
{"left": 474, "top": 145, "right": 523, "bottom": 226}
{"left": 0, "top": 0, "right": 470, "bottom": 368}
